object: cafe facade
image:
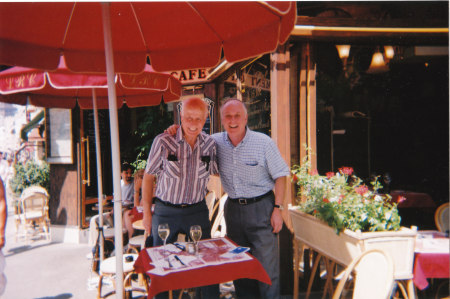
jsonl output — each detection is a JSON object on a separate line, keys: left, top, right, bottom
{"left": 44, "top": 1, "right": 448, "bottom": 293}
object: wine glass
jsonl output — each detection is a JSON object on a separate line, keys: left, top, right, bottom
{"left": 158, "top": 223, "right": 170, "bottom": 257}
{"left": 190, "top": 225, "right": 202, "bottom": 255}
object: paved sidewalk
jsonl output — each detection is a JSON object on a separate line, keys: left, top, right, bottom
{"left": 3, "top": 209, "right": 99, "bottom": 299}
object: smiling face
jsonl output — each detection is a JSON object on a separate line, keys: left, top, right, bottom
{"left": 180, "top": 97, "right": 208, "bottom": 141}
{"left": 220, "top": 99, "right": 248, "bottom": 143}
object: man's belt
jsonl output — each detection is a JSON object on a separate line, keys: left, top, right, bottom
{"left": 228, "top": 190, "right": 274, "bottom": 205}
{"left": 154, "top": 197, "right": 203, "bottom": 209}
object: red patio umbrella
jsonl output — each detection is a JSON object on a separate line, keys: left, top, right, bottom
{"left": 0, "top": 59, "right": 181, "bottom": 263}
{"left": 0, "top": 3, "right": 296, "bottom": 293}
{"left": 0, "top": 59, "right": 181, "bottom": 109}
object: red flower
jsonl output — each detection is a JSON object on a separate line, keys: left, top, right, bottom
{"left": 339, "top": 167, "right": 354, "bottom": 175}
{"left": 354, "top": 185, "right": 369, "bottom": 195}
{"left": 326, "top": 172, "right": 335, "bottom": 179}
{"left": 323, "top": 198, "right": 329, "bottom": 203}
{"left": 293, "top": 175, "right": 298, "bottom": 182}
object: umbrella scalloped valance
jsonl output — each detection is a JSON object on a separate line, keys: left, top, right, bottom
{"left": 0, "top": 61, "right": 182, "bottom": 109}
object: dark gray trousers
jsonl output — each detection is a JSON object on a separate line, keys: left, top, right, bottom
{"left": 224, "top": 193, "right": 280, "bottom": 299}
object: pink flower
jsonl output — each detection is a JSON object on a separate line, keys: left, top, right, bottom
{"left": 326, "top": 172, "right": 335, "bottom": 179}
{"left": 354, "top": 185, "right": 369, "bottom": 195}
{"left": 398, "top": 196, "right": 406, "bottom": 204}
{"left": 309, "top": 169, "right": 318, "bottom": 176}
{"left": 339, "top": 167, "right": 354, "bottom": 175}
{"left": 293, "top": 175, "right": 298, "bottom": 182}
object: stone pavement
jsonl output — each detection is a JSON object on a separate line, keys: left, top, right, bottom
{"left": 3, "top": 208, "right": 99, "bottom": 299}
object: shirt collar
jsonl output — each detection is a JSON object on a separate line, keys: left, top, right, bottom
{"left": 224, "top": 127, "right": 250, "bottom": 148}
{"left": 176, "top": 126, "right": 205, "bottom": 146}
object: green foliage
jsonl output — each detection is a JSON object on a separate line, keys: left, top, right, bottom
{"left": 291, "top": 154, "right": 401, "bottom": 234}
{"left": 132, "top": 102, "right": 174, "bottom": 163}
{"left": 9, "top": 160, "right": 50, "bottom": 197}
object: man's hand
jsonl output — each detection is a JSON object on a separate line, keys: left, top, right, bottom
{"left": 143, "top": 213, "right": 152, "bottom": 233}
{"left": 165, "top": 124, "right": 179, "bottom": 136}
{"left": 271, "top": 208, "right": 283, "bottom": 233}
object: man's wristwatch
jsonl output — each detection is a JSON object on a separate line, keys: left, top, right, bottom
{"left": 274, "top": 204, "right": 283, "bottom": 210}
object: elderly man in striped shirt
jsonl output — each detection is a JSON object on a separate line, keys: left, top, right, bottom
{"left": 141, "top": 96, "right": 219, "bottom": 298}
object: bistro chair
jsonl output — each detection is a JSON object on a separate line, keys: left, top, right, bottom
{"left": 211, "top": 193, "right": 228, "bottom": 238}
{"left": 98, "top": 253, "right": 147, "bottom": 299}
{"left": 19, "top": 185, "right": 50, "bottom": 242}
{"left": 205, "top": 190, "right": 216, "bottom": 220}
{"left": 332, "top": 249, "right": 395, "bottom": 299}
{"left": 434, "top": 202, "right": 449, "bottom": 233}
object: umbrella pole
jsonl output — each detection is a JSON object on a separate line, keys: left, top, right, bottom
{"left": 102, "top": 3, "right": 124, "bottom": 298}
{"left": 92, "top": 89, "right": 105, "bottom": 262}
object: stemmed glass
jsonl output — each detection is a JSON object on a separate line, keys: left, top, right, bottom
{"left": 190, "top": 225, "right": 202, "bottom": 255}
{"left": 158, "top": 223, "right": 170, "bottom": 257}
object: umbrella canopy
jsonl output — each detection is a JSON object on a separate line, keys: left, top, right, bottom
{"left": 0, "top": 2, "right": 296, "bottom": 73}
{"left": 0, "top": 60, "right": 181, "bottom": 109}
{"left": 0, "top": 3, "right": 296, "bottom": 296}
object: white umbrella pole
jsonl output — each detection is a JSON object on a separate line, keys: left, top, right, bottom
{"left": 102, "top": 3, "right": 124, "bottom": 297}
{"left": 92, "top": 89, "right": 105, "bottom": 262}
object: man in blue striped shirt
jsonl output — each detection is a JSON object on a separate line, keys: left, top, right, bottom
{"left": 166, "top": 98, "right": 290, "bottom": 298}
{"left": 214, "top": 99, "right": 289, "bottom": 299}
{"left": 142, "top": 97, "right": 219, "bottom": 298}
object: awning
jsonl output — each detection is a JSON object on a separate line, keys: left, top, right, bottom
{"left": 20, "top": 110, "right": 44, "bottom": 141}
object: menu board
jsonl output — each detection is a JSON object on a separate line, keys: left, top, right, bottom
{"left": 47, "top": 108, "right": 73, "bottom": 164}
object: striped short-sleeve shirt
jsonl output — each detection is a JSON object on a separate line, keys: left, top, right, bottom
{"left": 145, "top": 127, "right": 218, "bottom": 204}
{"left": 212, "top": 128, "right": 290, "bottom": 198}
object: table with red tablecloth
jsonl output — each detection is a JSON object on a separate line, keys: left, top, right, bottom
{"left": 413, "top": 231, "right": 449, "bottom": 290}
{"left": 133, "top": 237, "right": 271, "bottom": 298}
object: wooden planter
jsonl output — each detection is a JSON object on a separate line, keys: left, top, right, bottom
{"left": 289, "top": 208, "right": 417, "bottom": 280}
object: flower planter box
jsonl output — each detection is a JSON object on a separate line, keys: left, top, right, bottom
{"left": 289, "top": 208, "right": 417, "bottom": 280}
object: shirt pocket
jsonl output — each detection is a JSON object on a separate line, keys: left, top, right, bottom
{"left": 163, "top": 159, "right": 181, "bottom": 178}
{"left": 238, "top": 158, "right": 263, "bottom": 179}
{"left": 197, "top": 158, "right": 210, "bottom": 179}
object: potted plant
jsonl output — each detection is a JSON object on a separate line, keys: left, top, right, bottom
{"left": 289, "top": 156, "right": 417, "bottom": 280}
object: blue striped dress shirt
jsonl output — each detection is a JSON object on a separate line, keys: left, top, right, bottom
{"left": 212, "top": 128, "right": 290, "bottom": 198}
{"left": 145, "top": 127, "right": 218, "bottom": 204}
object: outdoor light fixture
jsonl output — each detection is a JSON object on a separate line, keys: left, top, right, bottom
{"left": 336, "top": 45, "right": 351, "bottom": 59}
{"left": 367, "top": 48, "right": 389, "bottom": 73}
{"left": 384, "top": 45, "right": 395, "bottom": 60}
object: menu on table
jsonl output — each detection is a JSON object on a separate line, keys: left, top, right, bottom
{"left": 146, "top": 238, "right": 252, "bottom": 276}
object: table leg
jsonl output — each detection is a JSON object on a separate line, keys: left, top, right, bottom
{"left": 293, "top": 239, "right": 300, "bottom": 299}
{"left": 306, "top": 252, "right": 322, "bottom": 299}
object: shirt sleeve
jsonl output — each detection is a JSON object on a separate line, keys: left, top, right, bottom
{"left": 210, "top": 143, "right": 219, "bottom": 175}
{"left": 145, "top": 134, "right": 164, "bottom": 175}
{"left": 265, "top": 139, "right": 290, "bottom": 180}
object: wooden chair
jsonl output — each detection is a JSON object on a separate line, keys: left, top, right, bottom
{"left": 211, "top": 193, "right": 227, "bottom": 238}
{"left": 205, "top": 190, "right": 216, "bottom": 220}
{"left": 434, "top": 202, "right": 449, "bottom": 233}
{"left": 332, "top": 249, "right": 394, "bottom": 299}
{"left": 20, "top": 186, "right": 50, "bottom": 242}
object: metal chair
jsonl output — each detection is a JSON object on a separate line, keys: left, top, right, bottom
{"left": 332, "top": 249, "right": 395, "bottom": 299}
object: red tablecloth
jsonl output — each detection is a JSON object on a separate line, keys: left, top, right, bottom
{"left": 134, "top": 237, "right": 271, "bottom": 298}
{"left": 413, "top": 232, "right": 449, "bottom": 290}
{"left": 413, "top": 252, "right": 449, "bottom": 290}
